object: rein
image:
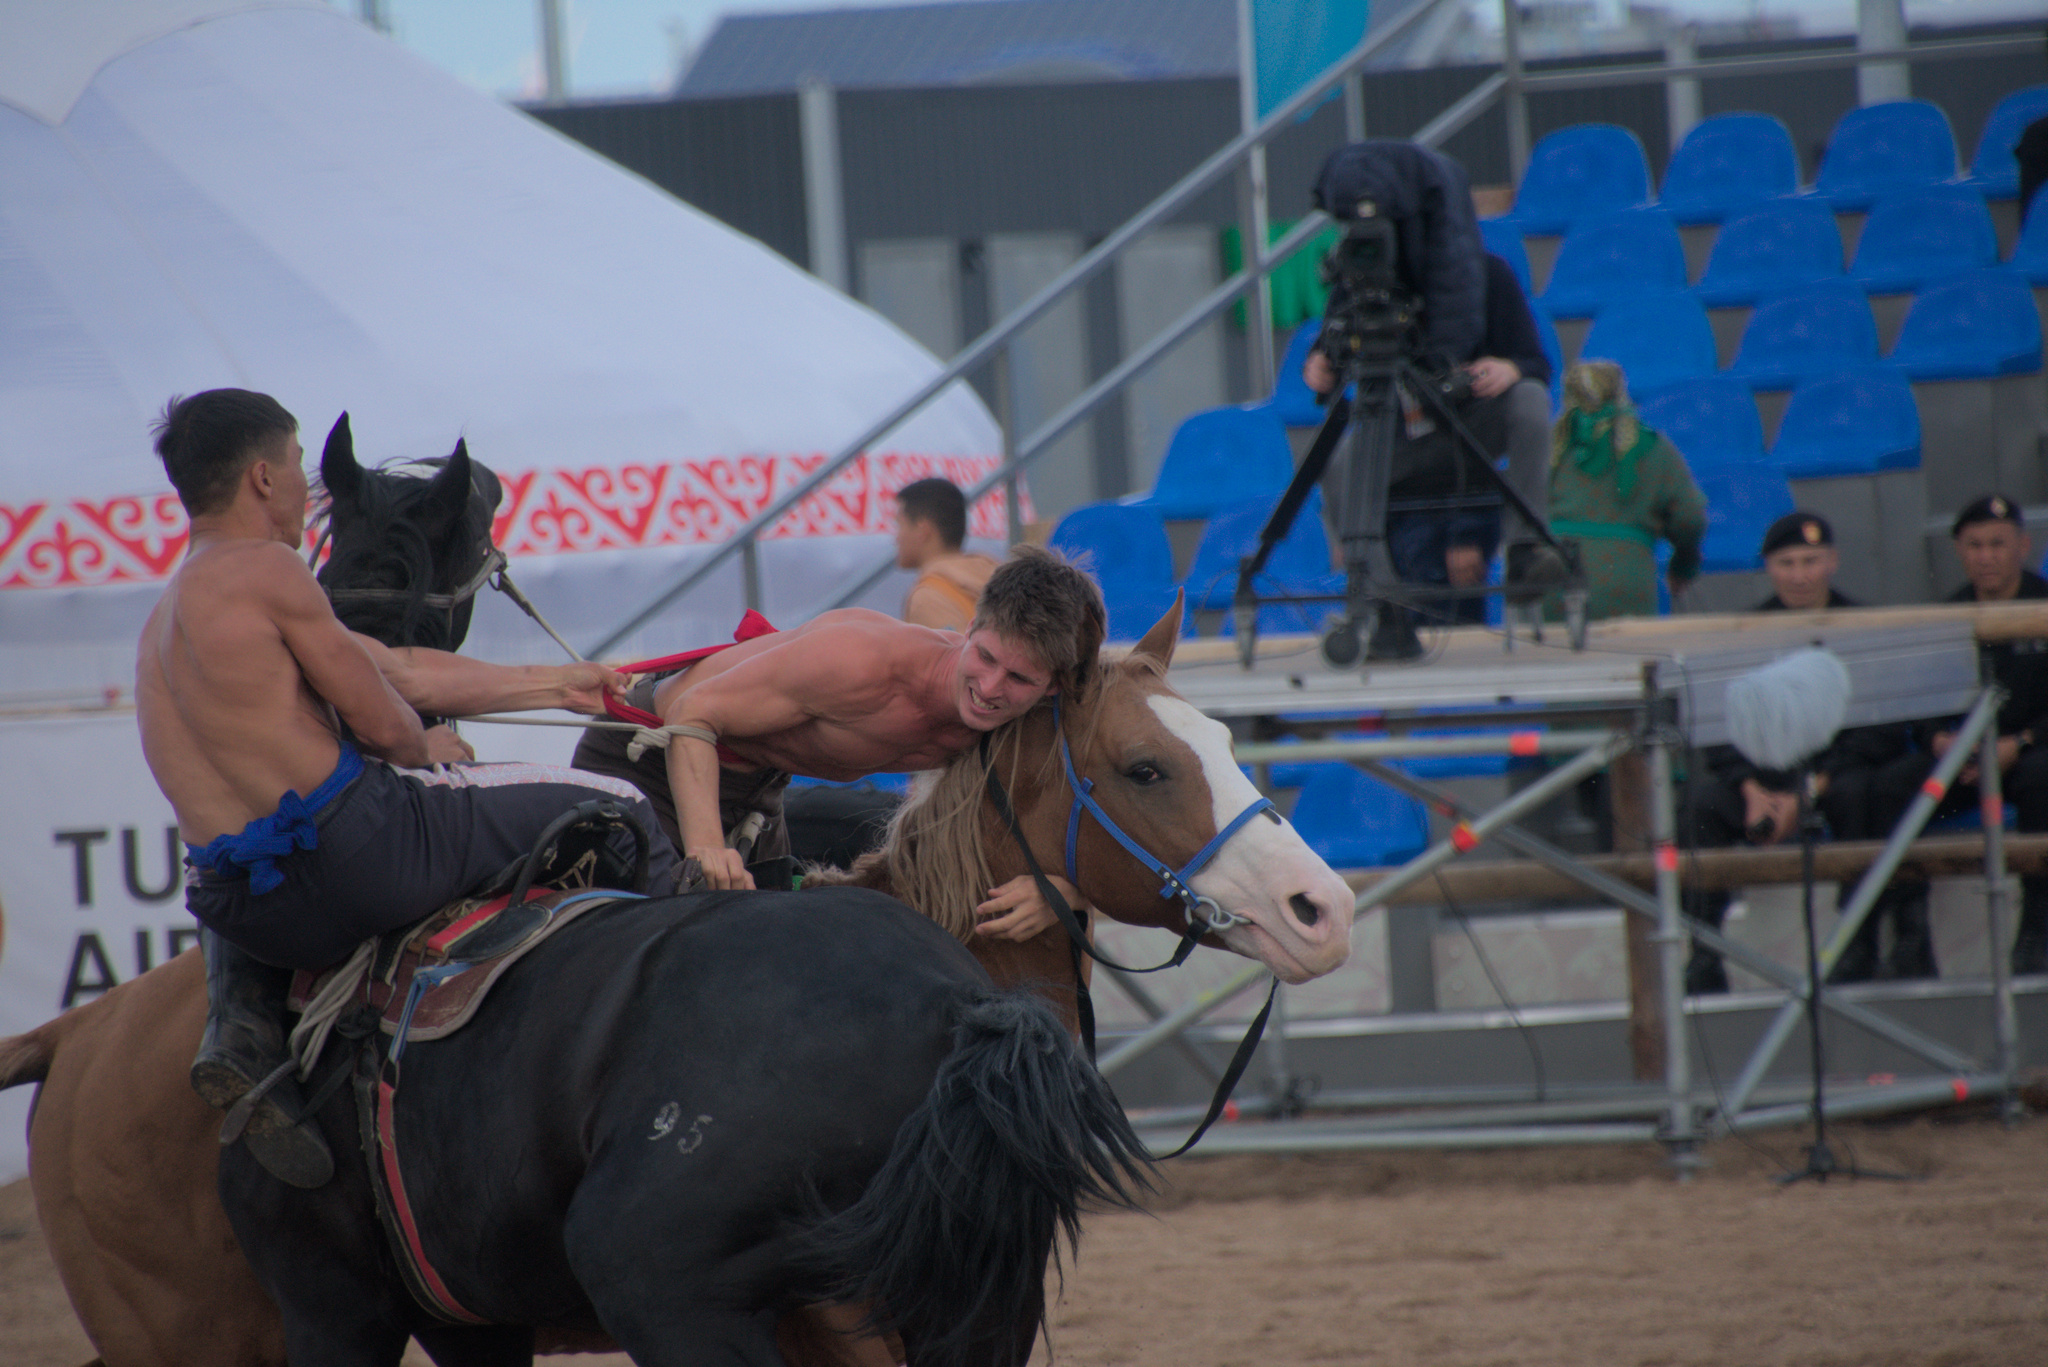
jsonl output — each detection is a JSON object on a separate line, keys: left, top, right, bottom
{"left": 978, "top": 705, "right": 1280, "bottom": 1159}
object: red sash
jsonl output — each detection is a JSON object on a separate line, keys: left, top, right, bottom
{"left": 602, "top": 610, "right": 777, "bottom": 764}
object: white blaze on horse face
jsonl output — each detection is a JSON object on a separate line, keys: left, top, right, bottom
{"left": 1147, "top": 696, "right": 1355, "bottom": 983}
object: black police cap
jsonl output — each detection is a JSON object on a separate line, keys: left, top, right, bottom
{"left": 1951, "top": 494, "right": 2024, "bottom": 538}
{"left": 1759, "top": 512, "right": 1833, "bottom": 558}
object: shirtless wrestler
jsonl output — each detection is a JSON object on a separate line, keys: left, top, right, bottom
{"left": 139, "top": 388, "right": 680, "bottom": 1186}
{"left": 573, "top": 547, "right": 1105, "bottom": 937}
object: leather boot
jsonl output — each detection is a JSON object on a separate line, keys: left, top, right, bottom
{"left": 2012, "top": 881, "right": 2048, "bottom": 976}
{"left": 190, "top": 930, "right": 334, "bottom": 1189}
{"left": 1827, "top": 915, "right": 1881, "bottom": 985}
{"left": 1683, "top": 893, "right": 1729, "bottom": 996}
{"left": 1684, "top": 944, "right": 1729, "bottom": 996}
{"left": 1881, "top": 886, "right": 1937, "bottom": 981}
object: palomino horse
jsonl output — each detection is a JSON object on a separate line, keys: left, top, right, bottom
{"left": 0, "top": 445, "right": 1355, "bottom": 1366}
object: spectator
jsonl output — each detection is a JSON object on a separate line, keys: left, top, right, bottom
{"left": 1680, "top": 512, "right": 1913, "bottom": 993}
{"left": 1860, "top": 495, "right": 2048, "bottom": 979}
{"left": 1303, "top": 252, "right": 1557, "bottom": 624}
{"left": 1545, "top": 361, "right": 1706, "bottom": 621}
{"left": 894, "top": 477, "right": 1000, "bottom": 631}
{"left": 1301, "top": 140, "right": 1565, "bottom": 627}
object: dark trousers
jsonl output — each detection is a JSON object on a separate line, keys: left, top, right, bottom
{"left": 1867, "top": 744, "right": 2048, "bottom": 943}
{"left": 1321, "top": 381, "right": 1548, "bottom": 629}
{"left": 1680, "top": 766, "right": 1879, "bottom": 987}
{"left": 188, "top": 760, "right": 679, "bottom": 971}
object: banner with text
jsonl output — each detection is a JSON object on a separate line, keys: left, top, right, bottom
{"left": 0, "top": 712, "right": 195, "bottom": 1183}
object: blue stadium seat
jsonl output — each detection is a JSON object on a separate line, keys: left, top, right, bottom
{"left": 1183, "top": 488, "right": 1335, "bottom": 610}
{"left": 1848, "top": 185, "right": 1998, "bottom": 295}
{"left": 1270, "top": 322, "right": 1328, "bottom": 427}
{"left": 1495, "top": 123, "right": 1652, "bottom": 235}
{"left": 1252, "top": 735, "right": 1372, "bottom": 791}
{"left": 1479, "top": 218, "right": 1533, "bottom": 295}
{"left": 2007, "top": 186, "right": 2048, "bottom": 285}
{"left": 1810, "top": 100, "right": 1959, "bottom": 211}
{"left": 1537, "top": 209, "right": 1688, "bottom": 319}
{"left": 1123, "top": 403, "right": 1295, "bottom": 519}
{"left": 1887, "top": 268, "right": 2045, "bottom": 380}
{"left": 1579, "top": 293, "right": 1718, "bottom": 396}
{"left": 1726, "top": 279, "right": 1881, "bottom": 391}
{"left": 1695, "top": 462, "right": 1797, "bottom": 574}
{"left": 1288, "top": 764, "right": 1432, "bottom": 869}
{"left": 1964, "top": 85, "right": 2048, "bottom": 200}
{"left": 1637, "top": 375, "right": 1768, "bottom": 470}
{"left": 1657, "top": 113, "right": 1803, "bottom": 224}
{"left": 1693, "top": 198, "right": 1845, "bottom": 307}
{"left": 1770, "top": 366, "right": 1922, "bottom": 478}
{"left": 1048, "top": 502, "right": 1183, "bottom": 642}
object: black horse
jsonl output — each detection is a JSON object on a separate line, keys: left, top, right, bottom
{"left": 316, "top": 411, "right": 504, "bottom": 656}
{"left": 222, "top": 893, "right": 1148, "bottom": 1367}
{"left": 212, "top": 423, "right": 1153, "bottom": 1367}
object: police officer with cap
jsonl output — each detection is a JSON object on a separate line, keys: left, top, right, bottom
{"left": 1756, "top": 511, "right": 1853, "bottom": 610}
{"left": 1681, "top": 510, "right": 1913, "bottom": 992}
{"left": 1862, "top": 494, "right": 2048, "bottom": 977}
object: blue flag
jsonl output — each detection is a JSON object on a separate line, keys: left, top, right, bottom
{"left": 1250, "top": 0, "right": 1371, "bottom": 120}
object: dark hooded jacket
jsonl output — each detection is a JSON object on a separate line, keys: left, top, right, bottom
{"left": 1310, "top": 139, "right": 1488, "bottom": 366}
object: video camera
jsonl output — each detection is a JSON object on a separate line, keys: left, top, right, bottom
{"left": 1313, "top": 202, "right": 1471, "bottom": 405}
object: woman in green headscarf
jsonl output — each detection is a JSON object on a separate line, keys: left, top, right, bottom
{"left": 1547, "top": 360, "right": 1707, "bottom": 620}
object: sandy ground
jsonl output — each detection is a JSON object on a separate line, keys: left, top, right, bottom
{"left": 5, "top": 1107, "right": 2046, "bottom": 1367}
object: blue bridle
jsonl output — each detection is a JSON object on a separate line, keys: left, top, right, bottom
{"left": 980, "top": 701, "right": 1289, "bottom": 1157}
{"left": 1053, "top": 696, "right": 1277, "bottom": 937}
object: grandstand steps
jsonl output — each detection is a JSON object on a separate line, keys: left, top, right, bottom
{"left": 1705, "top": 305, "right": 1748, "bottom": 369}
{"left": 1787, "top": 468, "right": 1927, "bottom": 606}
{"left": 1753, "top": 389, "right": 1791, "bottom": 446}
{"left": 1868, "top": 291, "right": 1912, "bottom": 352}
{"left": 1994, "top": 196, "right": 2024, "bottom": 256}
{"left": 1835, "top": 208, "right": 1870, "bottom": 259}
{"left": 1678, "top": 222, "right": 1716, "bottom": 285}
{"left": 1916, "top": 376, "right": 2046, "bottom": 511}
{"left": 1551, "top": 314, "right": 1590, "bottom": 368}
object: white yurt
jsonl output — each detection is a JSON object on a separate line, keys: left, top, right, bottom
{"left": 0, "top": 0, "right": 1006, "bottom": 1180}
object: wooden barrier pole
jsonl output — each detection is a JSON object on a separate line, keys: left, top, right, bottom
{"left": 1176, "top": 600, "right": 2048, "bottom": 668}
{"left": 1609, "top": 750, "right": 1664, "bottom": 1081}
{"left": 1340, "top": 834, "right": 2048, "bottom": 902}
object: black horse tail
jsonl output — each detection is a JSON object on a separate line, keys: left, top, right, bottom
{"left": 789, "top": 988, "right": 1156, "bottom": 1367}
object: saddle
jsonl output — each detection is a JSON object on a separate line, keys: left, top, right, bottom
{"left": 281, "top": 799, "right": 652, "bottom": 1327}
{"left": 287, "top": 796, "right": 650, "bottom": 1047}
{"left": 286, "top": 884, "right": 624, "bottom": 1047}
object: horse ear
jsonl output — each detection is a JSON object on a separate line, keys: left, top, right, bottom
{"left": 1129, "top": 588, "right": 1184, "bottom": 668}
{"left": 421, "top": 439, "right": 474, "bottom": 529}
{"left": 320, "top": 413, "right": 361, "bottom": 504}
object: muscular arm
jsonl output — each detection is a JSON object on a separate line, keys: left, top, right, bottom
{"left": 353, "top": 637, "right": 625, "bottom": 717}
{"left": 661, "top": 626, "right": 903, "bottom": 887}
{"left": 265, "top": 551, "right": 429, "bottom": 766}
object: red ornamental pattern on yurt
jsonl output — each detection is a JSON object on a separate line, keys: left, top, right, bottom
{"left": 0, "top": 453, "right": 1021, "bottom": 590}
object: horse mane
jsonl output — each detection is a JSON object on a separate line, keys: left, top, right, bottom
{"left": 807, "top": 650, "right": 1148, "bottom": 939}
{"left": 315, "top": 456, "right": 497, "bottom": 649}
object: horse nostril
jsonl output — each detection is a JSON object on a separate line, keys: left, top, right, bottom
{"left": 1290, "top": 893, "right": 1320, "bottom": 927}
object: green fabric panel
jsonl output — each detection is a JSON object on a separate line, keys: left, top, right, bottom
{"left": 1220, "top": 221, "right": 1339, "bottom": 331}
{"left": 1549, "top": 518, "right": 1656, "bottom": 548}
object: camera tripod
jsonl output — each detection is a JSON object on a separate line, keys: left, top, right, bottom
{"left": 1232, "top": 352, "right": 1589, "bottom": 670}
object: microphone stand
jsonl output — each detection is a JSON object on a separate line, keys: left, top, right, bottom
{"left": 1775, "top": 764, "right": 1912, "bottom": 1187}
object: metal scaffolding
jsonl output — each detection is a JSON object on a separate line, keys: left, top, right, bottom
{"left": 1111, "top": 619, "right": 2025, "bottom": 1172}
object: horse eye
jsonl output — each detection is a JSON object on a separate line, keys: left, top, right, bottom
{"left": 1123, "top": 762, "right": 1164, "bottom": 786}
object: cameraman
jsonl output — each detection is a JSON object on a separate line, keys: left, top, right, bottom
{"left": 1302, "top": 141, "right": 1559, "bottom": 622}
